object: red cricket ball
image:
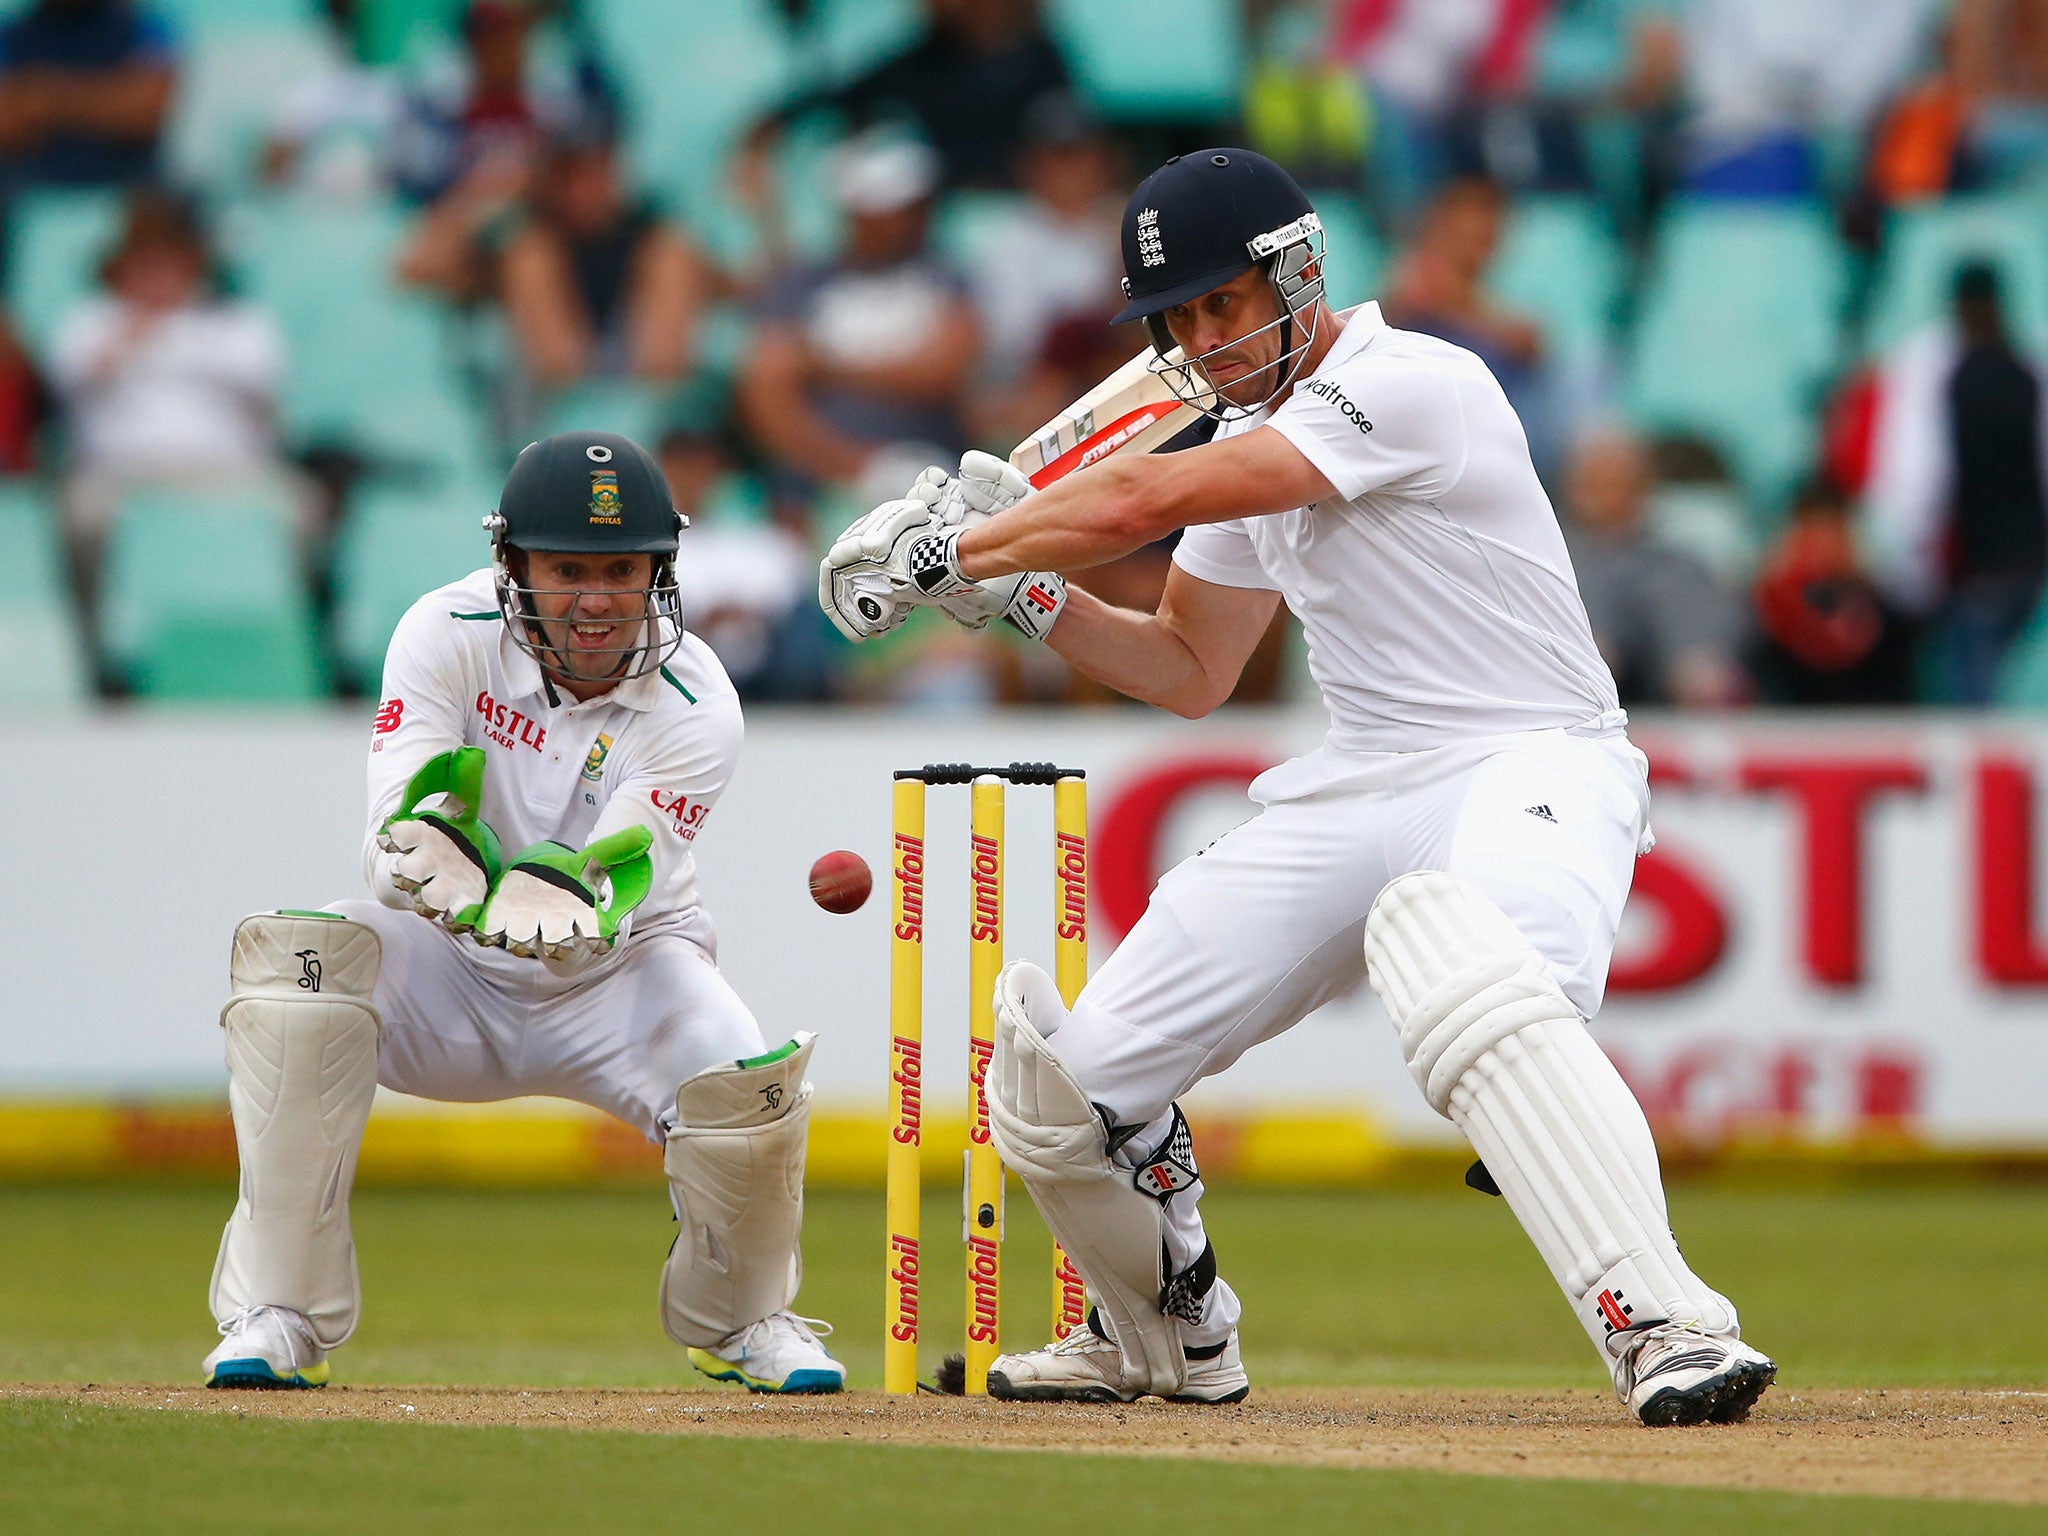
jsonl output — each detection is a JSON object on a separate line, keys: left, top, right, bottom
{"left": 808, "top": 850, "right": 873, "bottom": 914}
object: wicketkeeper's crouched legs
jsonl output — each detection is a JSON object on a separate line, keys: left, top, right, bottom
{"left": 209, "top": 911, "right": 383, "bottom": 1349}
{"left": 658, "top": 1034, "right": 815, "bottom": 1347}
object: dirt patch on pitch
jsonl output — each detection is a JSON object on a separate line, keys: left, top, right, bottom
{"left": 12, "top": 1383, "right": 2048, "bottom": 1505}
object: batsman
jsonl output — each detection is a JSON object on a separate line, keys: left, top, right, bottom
{"left": 202, "top": 431, "right": 844, "bottom": 1395}
{"left": 820, "top": 150, "right": 1776, "bottom": 1425}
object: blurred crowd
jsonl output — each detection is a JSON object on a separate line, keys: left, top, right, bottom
{"left": 4, "top": 0, "right": 2048, "bottom": 711}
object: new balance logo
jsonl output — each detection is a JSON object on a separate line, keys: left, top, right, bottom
{"left": 1525, "top": 804, "right": 1557, "bottom": 823}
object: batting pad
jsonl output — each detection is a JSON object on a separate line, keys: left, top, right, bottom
{"left": 659, "top": 1034, "right": 816, "bottom": 1348}
{"left": 988, "top": 962, "right": 1186, "bottom": 1398}
{"left": 1364, "top": 873, "right": 1737, "bottom": 1362}
{"left": 209, "top": 911, "right": 383, "bottom": 1349}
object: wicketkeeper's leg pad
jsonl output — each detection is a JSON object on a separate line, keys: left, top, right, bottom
{"left": 1363, "top": 872, "right": 1737, "bottom": 1361}
{"left": 209, "top": 910, "right": 383, "bottom": 1350}
{"left": 988, "top": 962, "right": 1189, "bottom": 1399}
{"left": 658, "top": 1033, "right": 816, "bottom": 1349}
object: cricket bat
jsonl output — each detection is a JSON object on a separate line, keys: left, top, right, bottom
{"left": 1007, "top": 346, "right": 1203, "bottom": 489}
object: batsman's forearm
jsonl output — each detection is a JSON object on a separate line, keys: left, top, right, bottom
{"left": 955, "top": 457, "right": 1165, "bottom": 578}
{"left": 1041, "top": 588, "right": 1215, "bottom": 718}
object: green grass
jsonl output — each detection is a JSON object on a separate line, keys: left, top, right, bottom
{"left": 2, "top": 1182, "right": 2045, "bottom": 1390}
{"left": 3, "top": 1398, "right": 2043, "bottom": 1536}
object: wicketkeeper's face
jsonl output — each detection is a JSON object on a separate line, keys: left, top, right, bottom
{"left": 520, "top": 550, "right": 657, "bottom": 683}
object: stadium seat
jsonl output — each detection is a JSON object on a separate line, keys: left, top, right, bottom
{"left": 1046, "top": 0, "right": 1242, "bottom": 121}
{"left": 98, "top": 485, "right": 325, "bottom": 700}
{"left": 1628, "top": 201, "right": 1848, "bottom": 505}
{"left": 0, "top": 479, "right": 88, "bottom": 704}
{"left": 535, "top": 380, "right": 672, "bottom": 446}
{"left": 592, "top": 0, "right": 798, "bottom": 227}
{"left": 164, "top": 25, "right": 331, "bottom": 192}
{"left": 332, "top": 475, "right": 497, "bottom": 683}
{"left": 1315, "top": 192, "right": 1385, "bottom": 313}
{"left": 228, "top": 194, "right": 490, "bottom": 476}
{"left": 1492, "top": 196, "right": 1621, "bottom": 368}
{"left": 5, "top": 189, "right": 126, "bottom": 350}
{"left": 1867, "top": 192, "right": 2048, "bottom": 353}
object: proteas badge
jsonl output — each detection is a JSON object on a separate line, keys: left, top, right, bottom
{"left": 588, "top": 469, "right": 622, "bottom": 526}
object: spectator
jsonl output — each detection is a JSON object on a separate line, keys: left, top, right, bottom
{"left": 0, "top": 0, "right": 176, "bottom": 195}
{"left": 388, "top": 0, "right": 613, "bottom": 208}
{"left": 659, "top": 424, "right": 823, "bottom": 701}
{"left": 1325, "top": 0, "right": 1588, "bottom": 216}
{"left": 1674, "top": 0, "right": 1938, "bottom": 198}
{"left": 737, "top": 133, "right": 977, "bottom": 495}
{"left": 1382, "top": 177, "right": 1562, "bottom": 473}
{"left": 1866, "top": 259, "right": 2048, "bottom": 703}
{"left": 260, "top": 0, "right": 404, "bottom": 201}
{"left": 1867, "top": 0, "right": 2048, "bottom": 207}
{"left": 499, "top": 130, "right": 715, "bottom": 395}
{"left": 737, "top": 0, "right": 1069, "bottom": 195}
{"left": 0, "top": 308, "right": 47, "bottom": 473}
{"left": 1561, "top": 425, "right": 1750, "bottom": 707}
{"left": 388, "top": 0, "right": 617, "bottom": 303}
{"left": 968, "top": 95, "right": 1123, "bottom": 389}
{"left": 46, "top": 189, "right": 288, "bottom": 682}
{"left": 1751, "top": 477, "right": 1916, "bottom": 704}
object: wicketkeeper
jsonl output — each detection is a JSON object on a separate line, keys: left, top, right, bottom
{"left": 203, "top": 431, "right": 844, "bottom": 1394}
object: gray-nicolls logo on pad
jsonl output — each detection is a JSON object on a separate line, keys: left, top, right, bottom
{"left": 295, "top": 949, "right": 322, "bottom": 991}
{"left": 1136, "top": 207, "right": 1165, "bottom": 267}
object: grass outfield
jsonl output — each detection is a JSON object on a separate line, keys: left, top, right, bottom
{"left": 3, "top": 1182, "right": 2046, "bottom": 1389}
{"left": 4, "top": 1182, "right": 2047, "bottom": 1533}
{"left": 5, "top": 1397, "right": 2045, "bottom": 1536}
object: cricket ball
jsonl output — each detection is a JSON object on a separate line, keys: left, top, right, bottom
{"left": 808, "top": 850, "right": 873, "bottom": 914}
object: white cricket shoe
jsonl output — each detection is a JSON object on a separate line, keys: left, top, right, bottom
{"left": 986, "top": 1312, "right": 1249, "bottom": 1404}
{"left": 1616, "top": 1322, "right": 1776, "bottom": 1426}
{"left": 204, "top": 1305, "right": 330, "bottom": 1389}
{"left": 688, "top": 1311, "right": 846, "bottom": 1395}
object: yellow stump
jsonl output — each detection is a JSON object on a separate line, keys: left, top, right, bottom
{"left": 884, "top": 777, "right": 926, "bottom": 1396}
{"left": 964, "top": 775, "right": 1005, "bottom": 1393}
{"left": 1050, "top": 774, "right": 1090, "bottom": 1341}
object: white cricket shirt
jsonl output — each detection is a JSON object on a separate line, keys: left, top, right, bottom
{"left": 1174, "top": 303, "right": 1620, "bottom": 753}
{"left": 363, "top": 570, "right": 742, "bottom": 952}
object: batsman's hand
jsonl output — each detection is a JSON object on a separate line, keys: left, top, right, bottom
{"left": 377, "top": 747, "right": 503, "bottom": 933}
{"left": 476, "top": 825, "right": 655, "bottom": 968}
{"left": 817, "top": 494, "right": 960, "bottom": 641}
{"left": 910, "top": 453, "right": 1065, "bottom": 639}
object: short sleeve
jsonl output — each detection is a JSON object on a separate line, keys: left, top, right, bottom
{"left": 1266, "top": 354, "right": 1465, "bottom": 503}
{"left": 1172, "top": 518, "right": 1278, "bottom": 591}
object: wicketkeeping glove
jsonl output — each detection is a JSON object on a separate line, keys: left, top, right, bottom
{"left": 376, "top": 747, "right": 504, "bottom": 933}
{"left": 476, "top": 825, "right": 655, "bottom": 965}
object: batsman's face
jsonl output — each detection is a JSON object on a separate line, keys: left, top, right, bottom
{"left": 523, "top": 550, "right": 656, "bottom": 685}
{"left": 1160, "top": 267, "right": 1286, "bottom": 408}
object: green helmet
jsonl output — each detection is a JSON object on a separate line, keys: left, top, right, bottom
{"left": 484, "top": 431, "right": 689, "bottom": 681}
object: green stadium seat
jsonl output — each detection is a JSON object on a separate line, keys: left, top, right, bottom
{"left": 1628, "top": 201, "right": 1848, "bottom": 506}
{"left": 809, "top": 0, "right": 922, "bottom": 78}
{"left": 228, "top": 194, "right": 489, "bottom": 475}
{"left": 165, "top": 26, "right": 332, "bottom": 192}
{"left": 1315, "top": 192, "right": 1385, "bottom": 313}
{"left": 593, "top": 0, "right": 797, "bottom": 226}
{"left": 332, "top": 476, "right": 496, "bottom": 682}
{"left": 0, "top": 479, "right": 88, "bottom": 704}
{"left": 1046, "top": 0, "right": 1242, "bottom": 121}
{"left": 99, "top": 484, "right": 325, "bottom": 700}
{"left": 1492, "top": 196, "right": 1621, "bottom": 367}
{"left": 5, "top": 189, "right": 126, "bottom": 350}
{"left": 1868, "top": 192, "right": 2048, "bottom": 353}
{"left": 535, "top": 380, "right": 672, "bottom": 446}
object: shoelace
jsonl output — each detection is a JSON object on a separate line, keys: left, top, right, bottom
{"left": 733, "top": 1312, "right": 834, "bottom": 1356}
{"left": 1044, "top": 1324, "right": 1118, "bottom": 1358}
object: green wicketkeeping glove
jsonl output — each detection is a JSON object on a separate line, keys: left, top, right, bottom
{"left": 475, "top": 825, "right": 655, "bottom": 963}
{"left": 375, "top": 747, "right": 505, "bottom": 933}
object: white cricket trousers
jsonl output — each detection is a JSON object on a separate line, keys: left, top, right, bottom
{"left": 329, "top": 902, "right": 769, "bottom": 1141}
{"left": 1054, "top": 725, "right": 1651, "bottom": 1348}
